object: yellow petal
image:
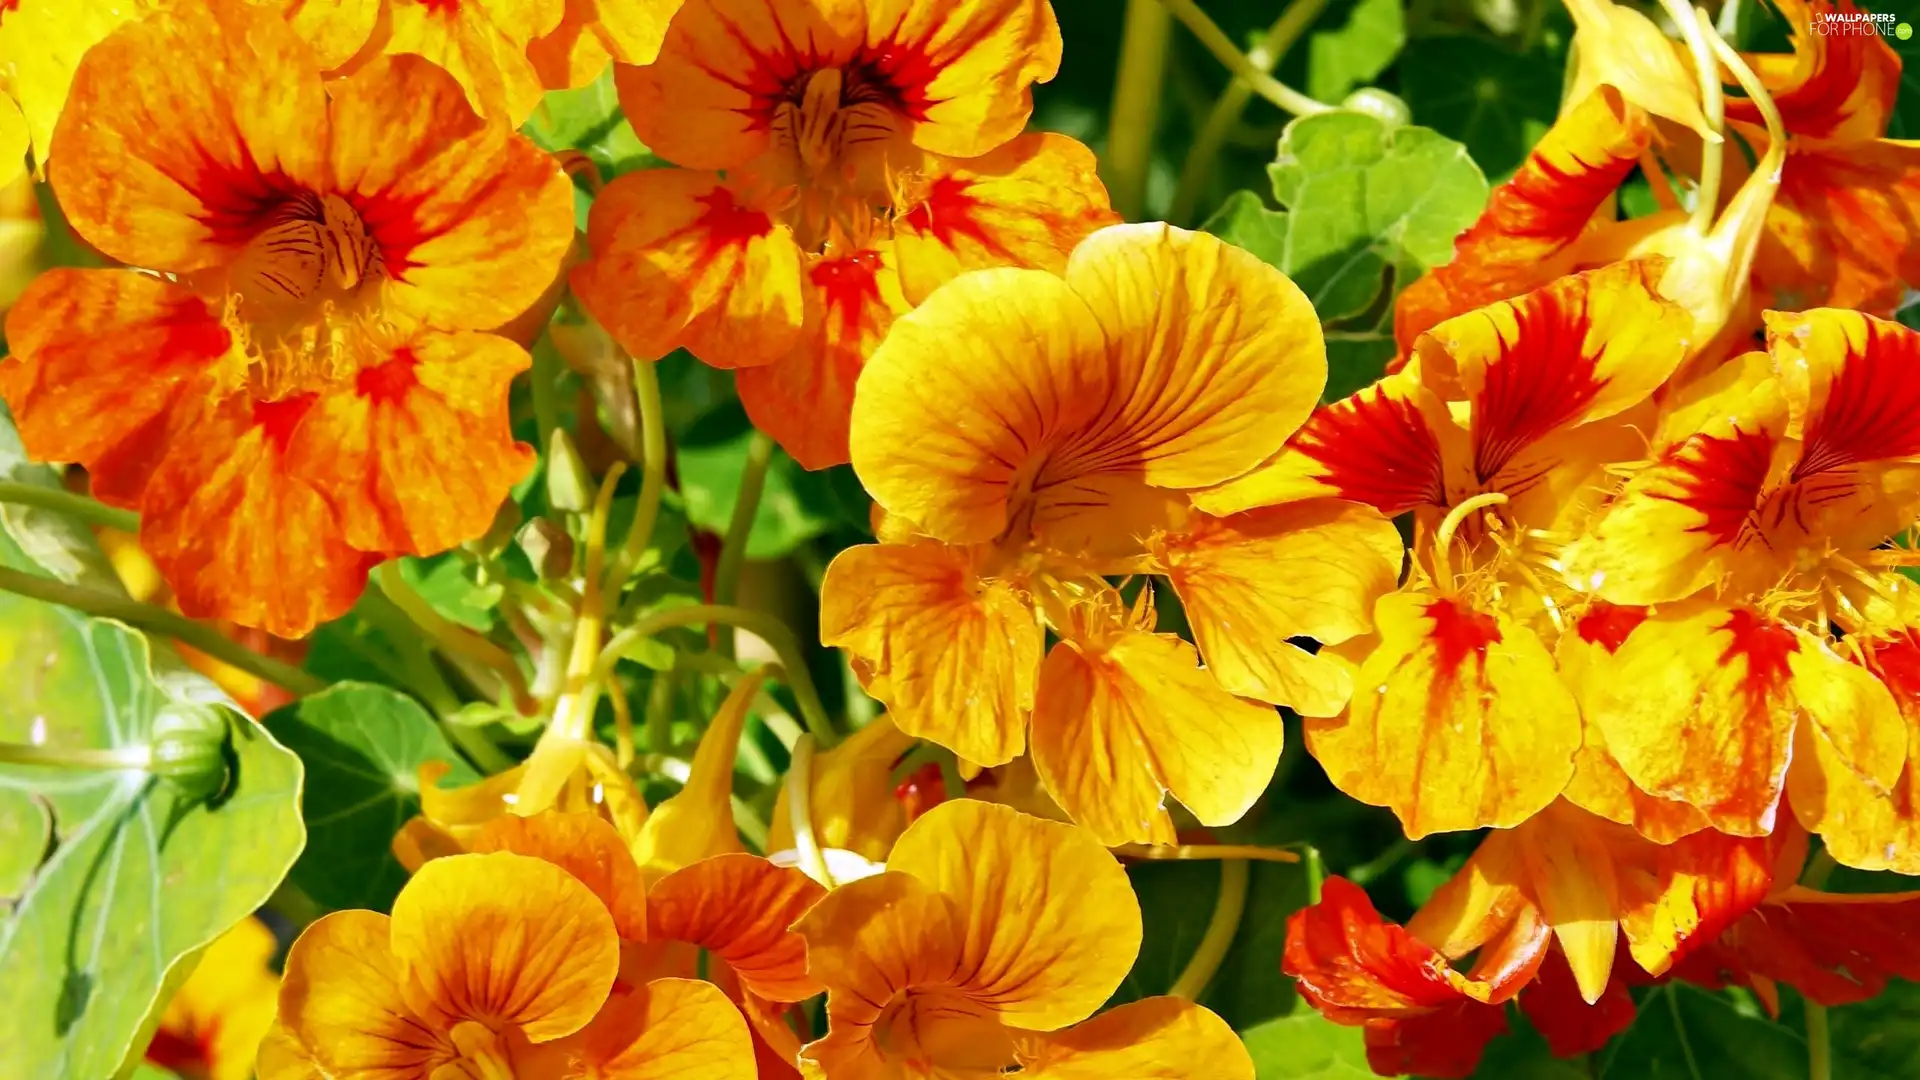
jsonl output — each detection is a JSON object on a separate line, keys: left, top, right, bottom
{"left": 1307, "top": 591, "right": 1579, "bottom": 838}
{"left": 1791, "top": 631, "right": 1920, "bottom": 873}
{"left": 472, "top": 811, "right": 650, "bottom": 942}
{"left": 389, "top": 851, "right": 620, "bottom": 1042}
{"left": 630, "top": 668, "right": 765, "bottom": 875}
{"left": 820, "top": 541, "right": 1041, "bottom": 767}
{"left": 1563, "top": 0, "right": 1713, "bottom": 138}
{"left": 0, "top": 95, "right": 24, "bottom": 189}
{"left": 767, "top": 715, "right": 918, "bottom": 863}
{"left": 887, "top": 800, "right": 1143, "bottom": 1031}
{"left": 1018, "top": 997, "right": 1254, "bottom": 1080}
{"left": 548, "top": 977, "right": 758, "bottom": 1080}
{"left": 274, "top": 910, "right": 441, "bottom": 1078}
{"left": 1031, "top": 628, "right": 1286, "bottom": 845}
{"left": 1154, "top": 500, "right": 1403, "bottom": 716}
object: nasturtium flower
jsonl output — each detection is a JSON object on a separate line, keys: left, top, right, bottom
{"left": 572, "top": 0, "right": 1115, "bottom": 469}
{"left": 822, "top": 223, "right": 1402, "bottom": 844}
{"left": 1212, "top": 263, "right": 1689, "bottom": 838}
{"left": 0, "top": 0, "right": 573, "bottom": 637}
{"left": 1568, "top": 309, "right": 1919, "bottom": 847}
{"left": 795, "top": 799, "right": 1252, "bottom": 1079}
{"left": 146, "top": 917, "right": 280, "bottom": 1080}
{"left": 767, "top": 714, "right": 920, "bottom": 866}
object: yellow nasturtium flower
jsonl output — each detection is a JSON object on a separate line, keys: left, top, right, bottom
{"left": 822, "top": 222, "right": 1402, "bottom": 845}
{"left": 146, "top": 917, "right": 280, "bottom": 1080}
{"left": 796, "top": 799, "right": 1252, "bottom": 1079}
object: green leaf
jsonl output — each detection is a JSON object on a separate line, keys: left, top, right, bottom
{"left": 1598, "top": 985, "right": 1806, "bottom": 1079}
{"left": 1308, "top": 0, "right": 1407, "bottom": 104}
{"left": 1400, "top": 36, "right": 1560, "bottom": 180}
{"left": 0, "top": 603, "right": 305, "bottom": 1080}
{"left": 1326, "top": 333, "right": 1398, "bottom": 403}
{"left": 398, "top": 553, "right": 502, "bottom": 633}
{"left": 676, "top": 405, "right": 838, "bottom": 560}
{"left": 0, "top": 401, "right": 119, "bottom": 589}
{"left": 1203, "top": 112, "right": 1487, "bottom": 326}
{"left": 522, "top": 67, "right": 658, "bottom": 179}
{"left": 1241, "top": 1009, "right": 1375, "bottom": 1079}
{"left": 1828, "top": 981, "right": 1920, "bottom": 1077}
{"left": 263, "top": 682, "right": 478, "bottom": 912}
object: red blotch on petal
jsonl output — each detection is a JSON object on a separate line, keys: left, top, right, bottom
{"left": 1658, "top": 424, "right": 1776, "bottom": 548}
{"left": 1469, "top": 297, "right": 1608, "bottom": 484}
{"left": 1294, "top": 387, "right": 1446, "bottom": 516}
{"left": 900, "top": 176, "right": 1007, "bottom": 258}
{"left": 1719, "top": 608, "right": 1798, "bottom": 705}
{"left": 1428, "top": 598, "right": 1503, "bottom": 696}
{"left": 253, "top": 394, "right": 317, "bottom": 450}
{"left": 1576, "top": 602, "right": 1648, "bottom": 653}
{"left": 356, "top": 346, "right": 421, "bottom": 403}
{"left": 1793, "top": 317, "right": 1920, "bottom": 480}
{"left": 695, "top": 189, "right": 775, "bottom": 260}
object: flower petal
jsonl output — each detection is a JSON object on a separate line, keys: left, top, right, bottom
{"left": 549, "top": 977, "right": 759, "bottom": 1080}
{"left": 1017, "top": 997, "right": 1253, "bottom": 1080}
{"left": 885, "top": 800, "right": 1142, "bottom": 1031}
{"left": 1306, "top": 592, "right": 1579, "bottom": 838}
{"left": 279, "top": 0, "right": 381, "bottom": 70}
{"left": 275, "top": 910, "right": 444, "bottom": 1078}
{"left": 857, "top": 0, "right": 1061, "bottom": 158}
{"left": 1686, "top": 886, "right": 1920, "bottom": 1006}
{"left": 573, "top": 169, "right": 805, "bottom": 367}
{"left": 1516, "top": 950, "right": 1637, "bottom": 1059}
{"left": 892, "top": 132, "right": 1117, "bottom": 306}
{"left": 49, "top": 0, "right": 329, "bottom": 273}
{"left": 1756, "top": 137, "right": 1920, "bottom": 314}
{"left": 327, "top": 54, "right": 576, "bottom": 330}
{"left": 1153, "top": 500, "right": 1403, "bottom": 716}
{"left": 0, "top": 94, "right": 25, "bottom": 189}
{"left": 647, "top": 854, "right": 827, "bottom": 1002}
{"left": 471, "top": 811, "right": 650, "bottom": 943}
{"left": 529, "top": 0, "right": 679, "bottom": 88}
{"left": 379, "top": 0, "right": 563, "bottom": 124}
{"left": 1728, "top": 0, "right": 1900, "bottom": 143}
{"left": 0, "top": 0, "right": 143, "bottom": 174}
{"left": 1791, "top": 631, "right": 1920, "bottom": 873}
{"left": 0, "top": 270, "right": 229, "bottom": 508}
{"left": 1031, "top": 628, "right": 1286, "bottom": 845}
{"left": 389, "top": 851, "right": 621, "bottom": 1043}
{"left": 138, "top": 396, "right": 377, "bottom": 637}
{"left": 1393, "top": 87, "right": 1651, "bottom": 351}
{"left": 820, "top": 540, "right": 1041, "bottom": 767}
{"left": 1562, "top": 0, "right": 1712, "bottom": 137}
{"left": 766, "top": 715, "right": 918, "bottom": 864}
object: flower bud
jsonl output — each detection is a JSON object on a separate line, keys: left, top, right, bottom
{"left": 149, "top": 704, "right": 233, "bottom": 804}
{"left": 545, "top": 428, "right": 595, "bottom": 513}
{"left": 1341, "top": 88, "right": 1411, "bottom": 129}
{"left": 515, "top": 518, "right": 574, "bottom": 580}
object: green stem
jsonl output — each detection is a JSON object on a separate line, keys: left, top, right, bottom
{"left": 1107, "top": 0, "right": 1174, "bottom": 220}
{"left": 714, "top": 431, "right": 774, "bottom": 660}
{"left": 0, "top": 567, "right": 325, "bottom": 696}
{"left": 1807, "top": 1000, "right": 1831, "bottom": 1080}
{"left": 1303, "top": 844, "right": 1326, "bottom": 904}
{"left": 1169, "top": 857, "right": 1249, "bottom": 1001}
{"left": 607, "top": 354, "right": 668, "bottom": 605}
{"left": 644, "top": 660, "right": 676, "bottom": 753}
{"left": 0, "top": 741, "right": 151, "bottom": 770}
{"left": 530, "top": 336, "right": 562, "bottom": 471}
{"left": 595, "top": 604, "right": 836, "bottom": 748}
{"left": 1347, "top": 835, "right": 1419, "bottom": 887}
{"left": 1159, "top": 0, "right": 1333, "bottom": 119}
{"left": 1167, "top": 0, "right": 1329, "bottom": 225}
{"left": 375, "top": 563, "right": 531, "bottom": 710}
{"left": 0, "top": 482, "right": 139, "bottom": 534}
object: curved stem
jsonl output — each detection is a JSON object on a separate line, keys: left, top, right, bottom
{"left": 1107, "top": 0, "right": 1174, "bottom": 220}
{"left": 0, "top": 566, "right": 324, "bottom": 696}
{"left": 786, "top": 733, "right": 836, "bottom": 886}
{"left": 1659, "top": 0, "right": 1724, "bottom": 233}
{"left": 1114, "top": 843, "right": 1300, "bottom": 863}
{"left": 607, "top": 354, "right": 668, "bottom": 606}
{"left": 595, "top": 604, "right": 837, "bottom": 748}
{"left": 1346, "top": 835, "right": 1420, "bottom": 886}
{"left": 376, "top": 563, "right": 530, "bottom": 710}
{"left": 529, "top": 338, "right": 562, "bottom": 468}
{"left": 0, "top": 741, "right": 152, "bottom": 770}
{"left": 714, "top": 431, "right": 774, "bottom": 659}
{"left": 1159, "top": 0, "right": 1332, "bottom": 119}
{"left": 1168, "top": 0, "right": 1329, "bottom": 225}
{"left": 1169, "top": 858, "right": 1249, "bottom": 1001}
{"left": 0, "top": 481, "right": 139, "bottom": 534}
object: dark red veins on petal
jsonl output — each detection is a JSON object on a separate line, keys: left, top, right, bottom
{"left": 1469, "top": 289, "right": 1608, "bottom": 485}
{"left": 1295, "top": 387, "right": 1446, "bottom": 516}
{"left": 1792, "top": 316, "right": 1920, "bottom": 481}
{"left": 253, "top": 394, "right": 318, "bottom": 452}
{"left": 810, "top": 249, "right": 883, "bottom": 336}
{"left": 1656, "top": 423, "right": 1776, "bottom": 548}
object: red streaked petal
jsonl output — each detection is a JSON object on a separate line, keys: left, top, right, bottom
{"left": 1284, "top": 877, "right": 1521, "bottom": 1017}
{"left": 647, "top": 854, "right": 828, "bottom": 1003}
{"left": 1755, "top": 136, "right": 1920, "bottom": 314}
{"left": 1517, "top": 949, "right": 1637, "bottom": 1058}
{"left": 572, "top": 169, "right": 805, "bottom": 368}
{"left": 1683, "top": 887, "right": 1920, "bottom": 1006}
{"left": 1361, "top": 1002, "right": 1509, "bottom": 1080}
{"left": 1727, "top": 0, "right": 1901, "bottom": 143}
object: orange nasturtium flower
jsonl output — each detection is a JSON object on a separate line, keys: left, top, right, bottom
{"left": 0, "top": 0, "right": 573, "bottom": 638}
{"left": 1566, "top": 309, "right": 1920, "bottom": 866}
{"left": 1204, "top": 262, "right": 1691, "bottom": 839}
{"left": 821, "top": 223, "right": 1402, "bottom": 845}
{"left": 269, "top": 811, "right": 810, "bottom": 1079}
{"left": 146, "top": 917, "right": 281, "bottom": 1080}
{"left": 796, "top": 799, "right": 1252, "bottom": 1079}
{"left": 572, "top": 0, "right": 1116, "bottom": 469}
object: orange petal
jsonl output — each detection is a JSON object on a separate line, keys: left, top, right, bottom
{"left": 851, "top": 223, "right": 1322, "bottom": 547}
{"left": 892, "top": 132, "right": 1117, "bottom": 306}
{"left": 279, "top": 0, "right": 381, "bottom": 70}
{"left": 1728, "top": 0, "right": 1900, "bottom": 143}
{"left": 1031, "top": 628, "right": 1286, "bottom": 845}
{"left": 254, "top": 1023, "right": 326, "bottom": 1080}
{"left": 1393, "top": 87, "right": 1652, "bottom": 352}
{"left": 1193, "top": 367, "right": 1453, "bottom": 518}
{"left": 1613, "top": 818, "right": 1778, "bottom": 978}
{"left": 528, "top": 0, "right": 679, "bottom": 88}
{"left": 472, "top": 812, "right": 650, "bottom": 942}
{"left": 138, "top": 395, "right": 377, "bottom": 638}
{"left": 767, "top": 715, "right": 918, "bottom": 864}
{"left": 1306, "top": 592, "right": 1579, "bottom": 838}
{"left": 418, "top": 759, "right": 528, "bottom": 841}
{"left": 1562, "top": 0, "right": 1712, "bottom": 137}
{"left": 378, "top": 0, "right": 563, "bottom": 124}
{"left": 1756, "top": 136, "right": 1920, "bottom": 314}
{"left": 857, "top": 0, "right": 1061, "bottom": 158}
{"left": 1687, "top": 886, "right": 1920, "bottom": 1006}
{"left": 274, "top": 910, "right": 443, "bottom": 1078}
{"left": 327, "top": 54, "right": 576, "bottom": 331}
{"left": 287, "top": 331, "right": 534, "bottom": 556}
{"left": 647, "top": 854, "right": 827, "bottom": 1002}
{"left": 737, "top": 243, "right": 910, "bottom": 471}
{"left": 49, "top": 0, "right": 329, "bottom": 273}
{"left": 1153, "top": 500, "right": 1403, "bottom": 716}
{"left": 1516, "top": 949, "right": 1638, "bottom": 1058}
{"left": 0, "top": 270, "right": 229, "bottom": 508}
{"left": 820, "top": 540, "right": 1040, "bottom": 768}
{"left": 1792, "top": 630, "right": 1920, "bottom": 873}
{"left": 544, "top": 977, "right": 759, "bottom": 1080}
{"left": 389, "top": 851, "right": 620, "bottom": 1043}
{"left": 1016, "top": 997, "right": 1253, "bottom": 1080}
{"left": 573, "top": 169, "right": 805, "bottom": 367}
{"left": 886, "top": 800, "right": 1142, "bottom": 1031}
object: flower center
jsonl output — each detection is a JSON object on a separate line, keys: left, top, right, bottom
{"left": 435, "top": 1021, "right": 517, "bottom": 1080}
{"left": 773, "top": 67, "right": 901, "bottom": 182}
